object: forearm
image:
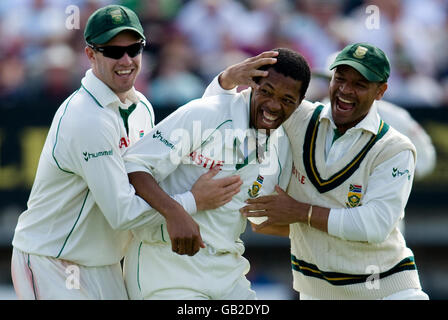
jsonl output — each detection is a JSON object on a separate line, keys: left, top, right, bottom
{"left": 128, "top": 171, "right": 188, "bottom": 221}
{"left": 242, "top": 189, "right": 330, "bottom": 234}
{"left": 253, "top": 223, "right": 290, "bottom": 237}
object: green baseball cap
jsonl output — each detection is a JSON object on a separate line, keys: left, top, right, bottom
{"left": 329, "top": 43, "right": 390, "bottom": 82}
{"left": 84, "top": 5, "right": 145, "bottom": 45}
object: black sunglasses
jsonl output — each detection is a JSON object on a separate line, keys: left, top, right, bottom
{"left": 88, "top": 40, "right": 145, "bottom": 59}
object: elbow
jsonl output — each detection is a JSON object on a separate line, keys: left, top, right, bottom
{"left": 367, "top": 231, "right": 390, "bottom": 244}
{"left": 366, "top": 216, "right": 395, "bottom": 244}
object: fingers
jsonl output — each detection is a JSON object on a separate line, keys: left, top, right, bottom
{"left": 249, "top": 57, "right": 277, "bottom": 70}
{"left": 274, "top": 184, "right": 286, "bottom": 195}
{"left": 172, "top": 235, "right": 205, "bottom": 256}
{"left": 251, "top": 50, "right": 279, "bottom": 61}
{"left": 222, "top": 179, "right": 242, "bottom": 193}
{"left": 215, "top": 174, "right": 242, "bottom": 187}
{"left": 245, "top": 194, "right": 276, "bottom": 204}
{"left": 201, "top": 166, "right": 221, "bottom": 179}
{"left": 240, "top": 204, "right": 267, "bottom": 215}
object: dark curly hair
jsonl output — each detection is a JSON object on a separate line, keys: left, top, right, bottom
{"left": 254, "top": 48, "right": 311, "bottom": 99}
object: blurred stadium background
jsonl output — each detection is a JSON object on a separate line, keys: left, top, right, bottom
{"left": 0, "top": 0, "right": 447, "bottom": 300}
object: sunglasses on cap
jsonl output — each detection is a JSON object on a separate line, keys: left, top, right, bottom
{"left": 88, "top": 40, "right": 145, "bottom": 59}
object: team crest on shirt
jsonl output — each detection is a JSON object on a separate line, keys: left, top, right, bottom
{"left": 346, "top": 184, "right": 363, "bottom": 208}
{"left": 248, "top": 175, "right": 264, "bottom": 198}
{"left": 139, "top": 130, "right": 144, "bottom": 138}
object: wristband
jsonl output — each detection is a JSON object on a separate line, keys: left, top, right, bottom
{"left": 307, "top": 205, "right": 313, "bottom": 227}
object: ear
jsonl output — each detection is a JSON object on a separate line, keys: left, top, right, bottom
{"left": 375, "top": 82, "right": 388, "bottom": 100}
{"left": 85, "top": 46, "right": 96, "bottom": 63}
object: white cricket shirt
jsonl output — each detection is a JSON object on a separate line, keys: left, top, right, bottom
{"left": 12, "top": 69, "right": 195, "bottom": 267}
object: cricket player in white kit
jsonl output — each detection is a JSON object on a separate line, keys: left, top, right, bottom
{"left": 11, "top": 5, "right": 238, "bottom": 299}
{"left": 216, "top": 44, "right": 429, "bottom": 299}
{"left": 122, "top": 48, "right": 311, "bottom": 300}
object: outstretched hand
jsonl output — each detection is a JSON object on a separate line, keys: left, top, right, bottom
{"left": 219, "top": 51, "right": 279, "bottom": 90}
{"left": 240, "top": 185, "right": 307, "bottom": 230}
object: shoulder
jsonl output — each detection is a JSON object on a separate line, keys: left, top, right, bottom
{"left": 373, "top": 124, "right": 417, "bottom": 167}
{"left": 175, "top": 94, "right": 235, "bottom": 122}
{"left": 58, "top": 88, "right": 117, "bottom": 139}
{"left": 383, "top": 124, "right": 416, "bottom": 152}
{"left": 135, "top": 91, "right": 153, "bottom": 110}
{"left": 283, "top": 99, "right": 321, "bottom": 130}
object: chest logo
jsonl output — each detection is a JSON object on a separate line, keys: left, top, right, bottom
{"left": 346, "top": 184, "right": 363, "bottom": 208}
{"left": 248, "top": 175, "right": 264, "bottom": 198}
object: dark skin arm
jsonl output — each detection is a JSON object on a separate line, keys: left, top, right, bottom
{"left": 129, "top": 168, "right": 242, "bottom": 256}
{"left": 250, "top": 222, "right": 290, "bottom": 237}
{"left": 241, "top": 185, "right": 330, "bottom": 234}
{"left": 129, "top": 171, "right": 204, "bottom": 256}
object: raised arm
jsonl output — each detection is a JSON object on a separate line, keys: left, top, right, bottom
{"left": 203, "top": 51, "right": 279, "bottom": 97}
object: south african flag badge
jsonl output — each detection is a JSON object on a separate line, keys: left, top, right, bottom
{"left": 248, "top": 175, "right": 264, "bottom": 198}
{"left": 346, "top": 184, "right": 363, "bottom": 208}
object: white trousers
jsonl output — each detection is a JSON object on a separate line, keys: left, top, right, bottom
{"left": 300, "top": 288, "right": 429, "bottom": 300}
{"left": 11, "top": 247, "right": 128, "bottom": 300}
{"left": 124, "top": 238, "right": 257, "bottom": 300}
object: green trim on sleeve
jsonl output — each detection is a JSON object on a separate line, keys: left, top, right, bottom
{"left": 137, "top": 241, "right": 143, "bottom": 293}
{"left": 52, "top": 88, "right": 81, "bottom": 174}
{"left": 27, "top": 254, "right": 37, "bottom": 300}
{"left": 160, "top": 224, "right": 167, "bottom": 242}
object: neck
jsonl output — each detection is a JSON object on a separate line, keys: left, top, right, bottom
{"left": 116, "top": 91, "right": 130, "bottom": 104}
{"left": 335, "top": 113, "right": 369, "bottom": 135}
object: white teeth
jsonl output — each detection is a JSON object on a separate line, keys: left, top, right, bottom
{"left": 338, "top": 97, "right": 354, "bottom": 104}
{"left": 263, "top": 111, "right": 278, "bottom": 121}
{"left": 116, "top": 70, "right": 132, "bottom": 75}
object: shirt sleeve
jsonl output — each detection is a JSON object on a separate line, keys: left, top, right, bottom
{"left": 64, "top": 112, "right": 195, "bottom": 231}
{"left": 327, "top": 149, "right": 415, "bottom": 243}
{"left": 123, "top": 99, "right": 224, "bottom": 213}
{"left": 123, "top": 102, "right": 205, "bottom": 180}
{"left": 202, "top": 73, "right": 238, "bottom": 97}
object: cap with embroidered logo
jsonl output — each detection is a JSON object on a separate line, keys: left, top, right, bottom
{"left": 329, "top": 43, "right": 390, "bottom": 82}
{"left": 84, "top": 5, "right": 145, "bottom": 45}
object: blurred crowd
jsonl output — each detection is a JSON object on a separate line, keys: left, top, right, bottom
{"left": 0, "top": 0, "right": 448, "bottom": 113}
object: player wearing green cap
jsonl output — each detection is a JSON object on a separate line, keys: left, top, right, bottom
{"left": 10, "top": 5, "right": 241, "bottom": 299}
{"left": 209, "top": 43, "right": 429, "bottom": 299}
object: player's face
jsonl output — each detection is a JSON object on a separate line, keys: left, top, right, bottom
{"left": 250, "top": 68, "right": 303, "bottom": 132}
{"left": 86, "top": 31, "right": 142, "bottom": 101}
{"left": 329, "top": 65, "right": 387, "bottom": 134}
